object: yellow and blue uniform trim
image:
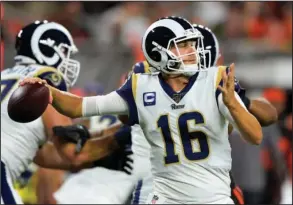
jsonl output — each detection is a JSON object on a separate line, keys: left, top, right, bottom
{"left": 34, "top": 67, "right": 68, "bottom": 92}
{"left": 116, "top": 73, "right": 139, "bottom": 126}
{"left": 132, "top": 61, "right": 150, "bottom": 74}
{"left": 215, "top": 65, "right": 246, "bottom": 107}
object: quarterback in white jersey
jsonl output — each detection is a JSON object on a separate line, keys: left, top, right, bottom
{"left": 20, "top": 16, "right": 263, "bottom": 204}
{"left": 130, "top": 22, "right": 277, "bottom": 204}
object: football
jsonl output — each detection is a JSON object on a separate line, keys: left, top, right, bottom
{"left": 8, "top": 83, "right": 50, "bottom": 123}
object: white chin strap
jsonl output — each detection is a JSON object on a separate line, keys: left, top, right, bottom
{"left": 180, "top": 63, "right": 199, "bottom": 76}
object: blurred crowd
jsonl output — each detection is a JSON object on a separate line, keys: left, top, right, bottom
{"left": 1, "top": 1, "right": 292, "bottom": 204}
{"left": 1, "top": 2, "right": 292, "bottom": 90}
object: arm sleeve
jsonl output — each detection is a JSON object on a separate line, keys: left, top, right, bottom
{"left": 217, "top": 91, "right": 248, "bottom": 131}
{"left": 82, "top": 91, "right": 129, "bottom": 117}
{"left": 115, "top": 73, "right": 139, "bottom": 125}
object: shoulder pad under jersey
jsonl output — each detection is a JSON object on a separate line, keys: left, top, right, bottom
{"left": 32, "top": 66, "right": 68, "bottom": 91}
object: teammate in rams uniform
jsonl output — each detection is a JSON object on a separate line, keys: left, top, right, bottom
{"left": 20, "top": 16, "right": 263, "bottom": 204}
{"left": 129, "top": 23, "right": 278, "bottom": 204}
{"left": 1, "top": 20, "right": 80, "bottom": 204}
{"left": 1, "top": 21, "right": 131, "bottom": 205}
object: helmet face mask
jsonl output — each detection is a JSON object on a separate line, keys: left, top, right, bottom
{"left": 193, "top": 24, "right": 220, "bottom": 68}
{"left": 14, "top": 21, "right": 80, "bottom": 87}
{"left": 48, "top": 42, "right": 80, "bottom": 87}
{"left": 142, "top": 17, "right": 209, "bottom": 76}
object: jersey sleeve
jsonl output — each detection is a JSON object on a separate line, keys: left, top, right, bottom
{"left": 132, "top": 61, "right": 150, "bottom": 74}
{"left": 32, "top": 67, "right": 68, "bottom": 91}
{"left": 116, "top": 73, "right": 139, "bottom": 126}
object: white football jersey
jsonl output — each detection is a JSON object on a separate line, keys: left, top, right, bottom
{"left": 125, "top": 61, "right": 152, "bottom": 179}
{"left": 116, "top": 66, "right": 236, "bottom": 203}
{"left": 131, "top": 124, "right": 150, "bottom": 159}
{"left": 1, "top": 64, "right": 68, "bottom": 181}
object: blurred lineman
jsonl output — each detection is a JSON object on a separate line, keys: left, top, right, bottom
{"left": 1, "top": 21, "right": 132, "bottom": 205}
{"left": 1, "top": 20, "right": 82, "bottom": 204}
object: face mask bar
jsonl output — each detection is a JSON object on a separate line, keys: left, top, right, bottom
{"left": 165, "top": 29, "right": 208, "bottom": 75}
{"left": 150, "top": 29, "right": 210, "bottom": 77}
{"left": 53, "top": 43, "right": 80, "bottom": 87}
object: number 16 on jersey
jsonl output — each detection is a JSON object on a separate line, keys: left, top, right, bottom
{"left": 157, "top": 111, "right": 210, "bottom": 165}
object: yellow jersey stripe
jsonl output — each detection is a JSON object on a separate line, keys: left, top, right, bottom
{"left": 143, "top": 61, "right": 150, "bottom": 73}
{"left": 131, "top": 73, "right": 138, "bottom": 100}
{"left": 215, "top": 66, "right": 228, "bottom": 88}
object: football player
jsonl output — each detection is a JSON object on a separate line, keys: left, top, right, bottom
{"left": 1, "top": 21, "right": 131, "bottom": 204}
{"left": 129, "top": 23, "right": 278, "bottom": 204}
{"left": 20, "top": 16, "right": 263, "bottom": 204}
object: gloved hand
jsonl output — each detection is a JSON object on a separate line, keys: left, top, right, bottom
{"left": 234, "top": 78, "right": 251, "bottom": 109}
{"left": 53, "top": 124, "right": 91, "bottom": 153}
{"left": 119, "top": 145, "right": 134, "bottom": 175}
{"left": 114, "top": 125, "right": 132, "bottom": 147}
{"left": 113, "top": 125, "right": 134, "bottom": 175}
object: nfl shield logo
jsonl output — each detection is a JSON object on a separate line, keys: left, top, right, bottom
{"left": 151, "top": 195, "right": 159, "bottom": 204}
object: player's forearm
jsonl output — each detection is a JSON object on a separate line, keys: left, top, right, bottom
{"left": 34, "top": 143, "right": 75, "bottom": 170}
{"left": 72, "top": 135, "right": 119, "bottom": 165}
{"left": 90, "top": 123, "right": 122, "bottom": 139}
{"left": 49, "top": 85, "right": 83, "bottom": 118}
{"left": 34, "top": 142, "right": 95, "bottom": 170}
{"left": 227, "top": 97, "right": 263, "bottom": 145}
{"left": 36, "top": 168, "right": 64, "bottom": 204}
{"left": 248, "top": 98, "right": 278, "bottom": 126}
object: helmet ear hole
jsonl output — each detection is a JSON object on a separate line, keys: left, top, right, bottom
{"left": 150, "top": 50, "right": 162, "bottom": 62}
{"left": 168, "top": 61, "right": 181, "bottom": 70}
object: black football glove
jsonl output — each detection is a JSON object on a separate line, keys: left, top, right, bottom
{"left": 119, "top": 145, "right": 134, "bottom": 175}
{"left": 113, "top": 125, "right": 134, "bottom": 175}
{"left": 53, "top": 124, "right": 91, "bottom": 153}
{"left": 113, "top": 125, "right": 132, "bottom": 147}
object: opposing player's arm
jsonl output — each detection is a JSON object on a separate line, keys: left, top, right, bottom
{"left": 34, "top": 124, "right": 132, "bottom": 170}
{"left": 216, "top": 64, "right": 263, "bottom": 145}
{"left": 34, "top": 141, "right": 92, "bottom": 170}
{"left": 233, "top": 76, "right": 278, "bottom": 127}
{"left": 94, "top": 123, "right": 123, "bottom": 137}
{"left": 247, "top": 98, "right": 278, "bottom": 126}
{"left": 35, "top": 168, "right": 64, "bottom": 204}
{"left": 34, "top": 136, "right": 119, "bottom": 170}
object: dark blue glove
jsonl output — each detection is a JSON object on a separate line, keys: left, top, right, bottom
{"left": 53, "top": 124, "right": 91, "bottom": 153}
{"left": 114, "top": 125, "right": 132, "bottom": 147}
{"left": 119, "top": 145, "right": 134, "bottom": 175}
{"left": 92, "top": 125, "right": 133, "bottom": 175}
{"left": 234, "top": 78, "right": 251, "bottom": 109}
{"left": 113, "top": 125, "right": 133, "bottom": 175}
